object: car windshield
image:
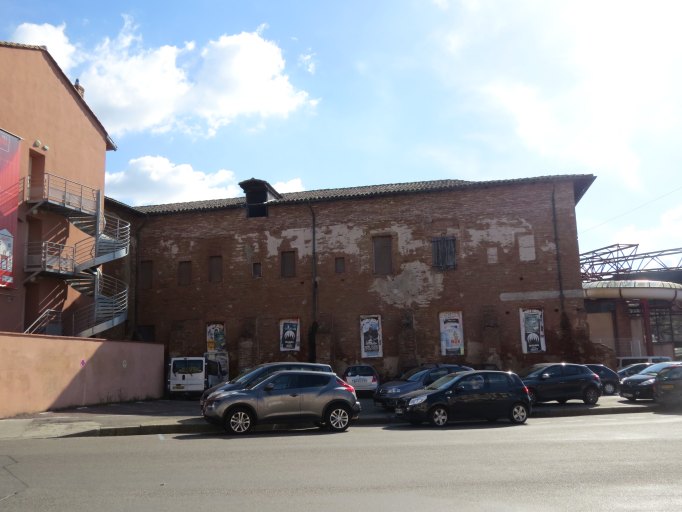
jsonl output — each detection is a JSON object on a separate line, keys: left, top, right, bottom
{"left": 405, "top": 369, "right": 430, "bottom": 382}
{"left": 426, "top": 373, "right": 460, "bottom": 390}
{"left": 638, "top": 362, "right": 674, "bottom": 375}
{"left": 517, "top": 365, "right": 548, "bottom": 378}
{"left": 230, "top": 365, "right": 265, "bottom": 385}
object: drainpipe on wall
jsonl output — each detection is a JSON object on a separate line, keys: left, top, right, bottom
{"left": 307, "top": 202, "right": 318, "bottom": 362}
{"left": 551, "top": 187, "right": 566, "bottom": 314}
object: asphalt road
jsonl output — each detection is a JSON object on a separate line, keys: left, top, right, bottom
{"left": 2, "top": 410, "right": 681, "bottom": 511}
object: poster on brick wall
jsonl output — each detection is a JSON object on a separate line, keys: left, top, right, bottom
{"left": 439, "top": 311, "right": 464, "bottom": 356}
{"left": 280, "top": 318, "right": 301, "bottom": 352}
{"left": 360, "top": 315, "right": 383, "bottom": 358}
{"left": 206, "top": 322, "right": 226, "bottom": 352}
{"left": 0, "top": 129, "right": 20, "bottom": 289}
{"left": 520, "top": 308, "right": 546, "bottom": 353}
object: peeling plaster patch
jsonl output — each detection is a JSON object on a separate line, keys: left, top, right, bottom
{"left": 390, "top": 222, "right": 428, "bottom": 255}
{"left": 370, "top": 261, "right": 444, "bottom": 307}
{"left": 318, "top": 225, "right": 365, "bottom": 255}
{"left": 518, "top": 234, "right": 536, "bottom": 262}
{"left": 159, "top": 239, "right": 180, "bottom": 257}
{"left": 464, "top": 218, "right": 532, "bottom": 257}
{"left": 540, "top": 240, "right": 557, "bottom": 253}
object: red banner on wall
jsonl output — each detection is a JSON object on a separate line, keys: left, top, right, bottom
{"left": 0, "top": 128, "right": 21, "bottom": 288}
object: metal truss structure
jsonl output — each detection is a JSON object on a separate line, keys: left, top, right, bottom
{"left": 580, "top": 244, "right": 682, "bottom": 282}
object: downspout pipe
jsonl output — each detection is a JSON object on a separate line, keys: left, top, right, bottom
{"left": 551, "top": 187, "right": 565, "bottom": 313}
{"left": 307, "top": 202, "right": 318, "bottom": 362}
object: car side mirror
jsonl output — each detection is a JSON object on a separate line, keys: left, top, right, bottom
{"left": 264, "top": 383, "right": 275, "bottom": 391}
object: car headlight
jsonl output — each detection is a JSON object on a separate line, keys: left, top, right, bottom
{"left": 640, "top": 379, "right": 655, "bottom": 386}
{"left": 388, "top": 388, "right": 401, "bottom": 394}
{"left": 409, "top": 395, "right": 427, "bottom": 406}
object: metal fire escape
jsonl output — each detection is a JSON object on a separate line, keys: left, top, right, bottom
{"left": 22, "top": 173, "right": 130, "bottom": 337}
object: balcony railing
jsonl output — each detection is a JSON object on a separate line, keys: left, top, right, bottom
{"left": 26, "top": 173, "right": 99, "bottom": 215}
{"left": 25, "top": 241, "right": 75, "bottom": 274}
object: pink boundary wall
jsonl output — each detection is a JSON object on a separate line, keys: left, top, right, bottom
{"left": 0, "top": 331, "right": 165, "bottom": 418}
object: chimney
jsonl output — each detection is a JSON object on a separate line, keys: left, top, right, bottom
{"left": 74, "top": 78, "right": 85, "bottom": 98}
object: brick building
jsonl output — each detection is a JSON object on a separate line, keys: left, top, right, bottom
{"left": 107, "top": 174, "right": 595, "bottom": 378}
{"left": 0, "top": 42, "right": 129, "bottom": 337}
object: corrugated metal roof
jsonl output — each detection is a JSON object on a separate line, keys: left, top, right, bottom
{"left": 131, "top": 174, "right": 595, "bottom": 215}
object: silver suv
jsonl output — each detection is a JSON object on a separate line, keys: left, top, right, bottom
{"left": 203, "top": 370, "right": 361, "bottom": 434}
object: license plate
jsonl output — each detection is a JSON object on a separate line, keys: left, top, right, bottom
{"left": 395, "top": 407, "right": 403, "bottom": 414}
{"left": 173, "top": 384, "right": 184, "bottom": 390}
{"left": 662, "top": 384, "right": 674, "bottom": 390}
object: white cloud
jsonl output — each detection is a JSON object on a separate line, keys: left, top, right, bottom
{"left": 12, "top": 18, "right": 314, "bottom": 138}
{"left": 105, "top": 156, "right": 241, "bottom": 206}
{"left": 298, "top": 51, "right": 316, "bottom": 74}
{"left": 12, "top": 22, "right": 80, "bottom": 72}
{"left": 612, "top": 205, "right": 682, "bottom": 255}
{"left": 273, "top": 178, "right": 305, "bottom": 193}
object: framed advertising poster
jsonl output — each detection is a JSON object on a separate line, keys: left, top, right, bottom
{"left": 280, "top": 318, "right": 301, "bottom": 352}
{"left": 360, "top": 315, "right": 383, "bottom": 358}
{"left": 439, "top": 311, "right": 464, "bottom": 356}
{"left": 520, "top": 308, "right": 546, "bottom": 353}
{"left": 206, "top": 322, "right": 226, "bottom": 352}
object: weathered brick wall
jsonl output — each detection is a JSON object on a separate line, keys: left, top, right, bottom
{"left": 129, "top": 179, "right": 586, "bottom": 377}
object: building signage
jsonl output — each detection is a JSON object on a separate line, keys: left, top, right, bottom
{"left": 520, "top": 308, "right": 546, "bottom": 353}
{"left": 439, "top": 311, "right": 464, "bottom": 356}
{"left": 0, "top": 129, "right": 20, "bottom": 288}
{"left": 360, "top": 315, "right": 383, "bottom": 358}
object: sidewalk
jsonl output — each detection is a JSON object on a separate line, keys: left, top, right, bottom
{"left": 0, "top": 395, "right": 654, "bottom": 440}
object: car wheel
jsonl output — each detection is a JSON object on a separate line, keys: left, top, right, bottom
{"left": 583, "top": 387, "right": 600, "bottom": 405}
{"left": 429, "top": 406, "right": 448, "bottom": 427}
{"left": 224, "top": 407, "right": 254, "bottom": 435}
{"left": 326, "top": 405, "right": 351, "bottom": 432}
{"left": 509, "top": 403, "right": 529, "bottom": 424}
{"left": 603, "top": 383, "right": 616, "bottom": 395}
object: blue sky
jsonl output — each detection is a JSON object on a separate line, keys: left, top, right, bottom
{"left": 3, "top": 0, "right": 682, "bottom": 257}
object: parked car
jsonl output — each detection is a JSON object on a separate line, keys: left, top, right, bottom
{"left": 619, "top": 361, "right": 680, "bottom": 401}
{"left": 653, "top": 364, "right": 682, "bottom": 407}
{"left": 617, "top": 362, "right": 653, "bottom": 379}
{"left": 199, "top": 361, "right": 333, "bottom": 415}
{"left": 585, "top": 364, "right": 620, "bottom": 395}
{"left": 617, "top": 356, "right": 671, "bottom": 369}
{"left": 342, "top": 364, "right": 380, "bottom": 394}
{"left": 202, "top": 370, "right": 361, "bottom": 434}
{"left": 518, "top": 363, "right": 602, "bottom": 405}
{"left": 373, "top": 364, "right": 473, "bottom": 409}
{"left": 394, "top": 370, "right": 531, "bottom": 426}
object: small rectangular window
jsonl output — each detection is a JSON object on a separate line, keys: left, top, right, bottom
{"left": 281, "top": 251, "right": 296, "bottom": 277}
{"left": 432, "top": 237, "right": 456, "bottom": 270}
{"left": 252, "top": 262, "right": 262, "bottom": 278}
{"left": 209, "top": 255, "right": 222, "bottom": 283}
{"left": 178, "top": 260, "right": 192, "bottom": 286}
{"left": 372, "top": 236, "right": 392, "bottom": 275}
{"left": 139, "top": 260, "right": 153, "bottom": 289}
{"left": 335, "top": 257, "right": 345, "bottom": 274}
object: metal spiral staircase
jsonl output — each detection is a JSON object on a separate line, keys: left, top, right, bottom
{"left": 23, "top": 173, "right": 130, "bottom": 337}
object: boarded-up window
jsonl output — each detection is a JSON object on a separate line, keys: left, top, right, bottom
{"left": 373, "top": 236, "right": 392, "bottom": 275}
{"left": 518, "top": 234, "right": 536, "bottom": 262}
{"left": 209, "top": 255, "right": 222, "bottom": 283}
{"left": 431, "top": 237, "right": 456, "bottom": 270}
{"left": 335, "top": 257, "right": 346, "bottom": 274}
{"left": 281, "top": 251, "right": 296, "bottom": 277}
{"left": 139, "top": 260, "right": 153, "bottom": 289}
{"left": 253, "top": 262, "right": 262, "bottom": 278}
{"left": 178, "top": 260, "right": 192, "bottom": 286}
{"left": 487, "top": 247, "right": 498, "bottom": 264}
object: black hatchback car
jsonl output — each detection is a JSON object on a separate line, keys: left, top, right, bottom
{"left": 518, "top": 363, "right": 602, "bottom": 405}
{"left": 653, "top": 364, "right": 682, "bottom": 407}
{"left": 586, "top": 364, "right": 620, "bottom": 395}
{"left": 619, "top": 361, "right": 680, "bottom": 401}
{"left": 394, "top": 370, "right": 531, "bottom": 426}
{"left": 373, "top": 364, "right": 473, "bottom": 409}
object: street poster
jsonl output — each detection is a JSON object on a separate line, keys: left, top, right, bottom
{"left": 439, "top": 311, "right": 464, "bottom": 356}
{"left": 280, "top": 318, "right": 300, "bottom": 351}
{"left": 206, "top": 322, "right": 226, "bottom": 352}
{"left": 360, "top": 315, "right": 383, "bottom": 358}
{"left": 0, "top": 129, "right": 20, "bottom": 288}
{"left": 520, "top": 308, "right": 546, "bottom": 353}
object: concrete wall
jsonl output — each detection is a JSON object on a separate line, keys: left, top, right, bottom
{"left": 0, "top": 331, "right": 165, "bottom": 419}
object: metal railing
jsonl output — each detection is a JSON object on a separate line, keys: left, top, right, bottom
{"left": 72, "top": 272, "right": 128, "bottom": 337}
{"left": 24, "top": 309, "right": 62, "bottom": 334}
{"left": 25, "top": 241, "right": 75, "bottom": 274}
{"left": 26, "top": 173, "right": 99, "bottom": 215}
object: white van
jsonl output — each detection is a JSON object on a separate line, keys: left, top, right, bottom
{"left": 168, "top": 352, "right": 228, "bottom": 397}
{"left": 617, "top": 356, "right": 672, "bottom": 369}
